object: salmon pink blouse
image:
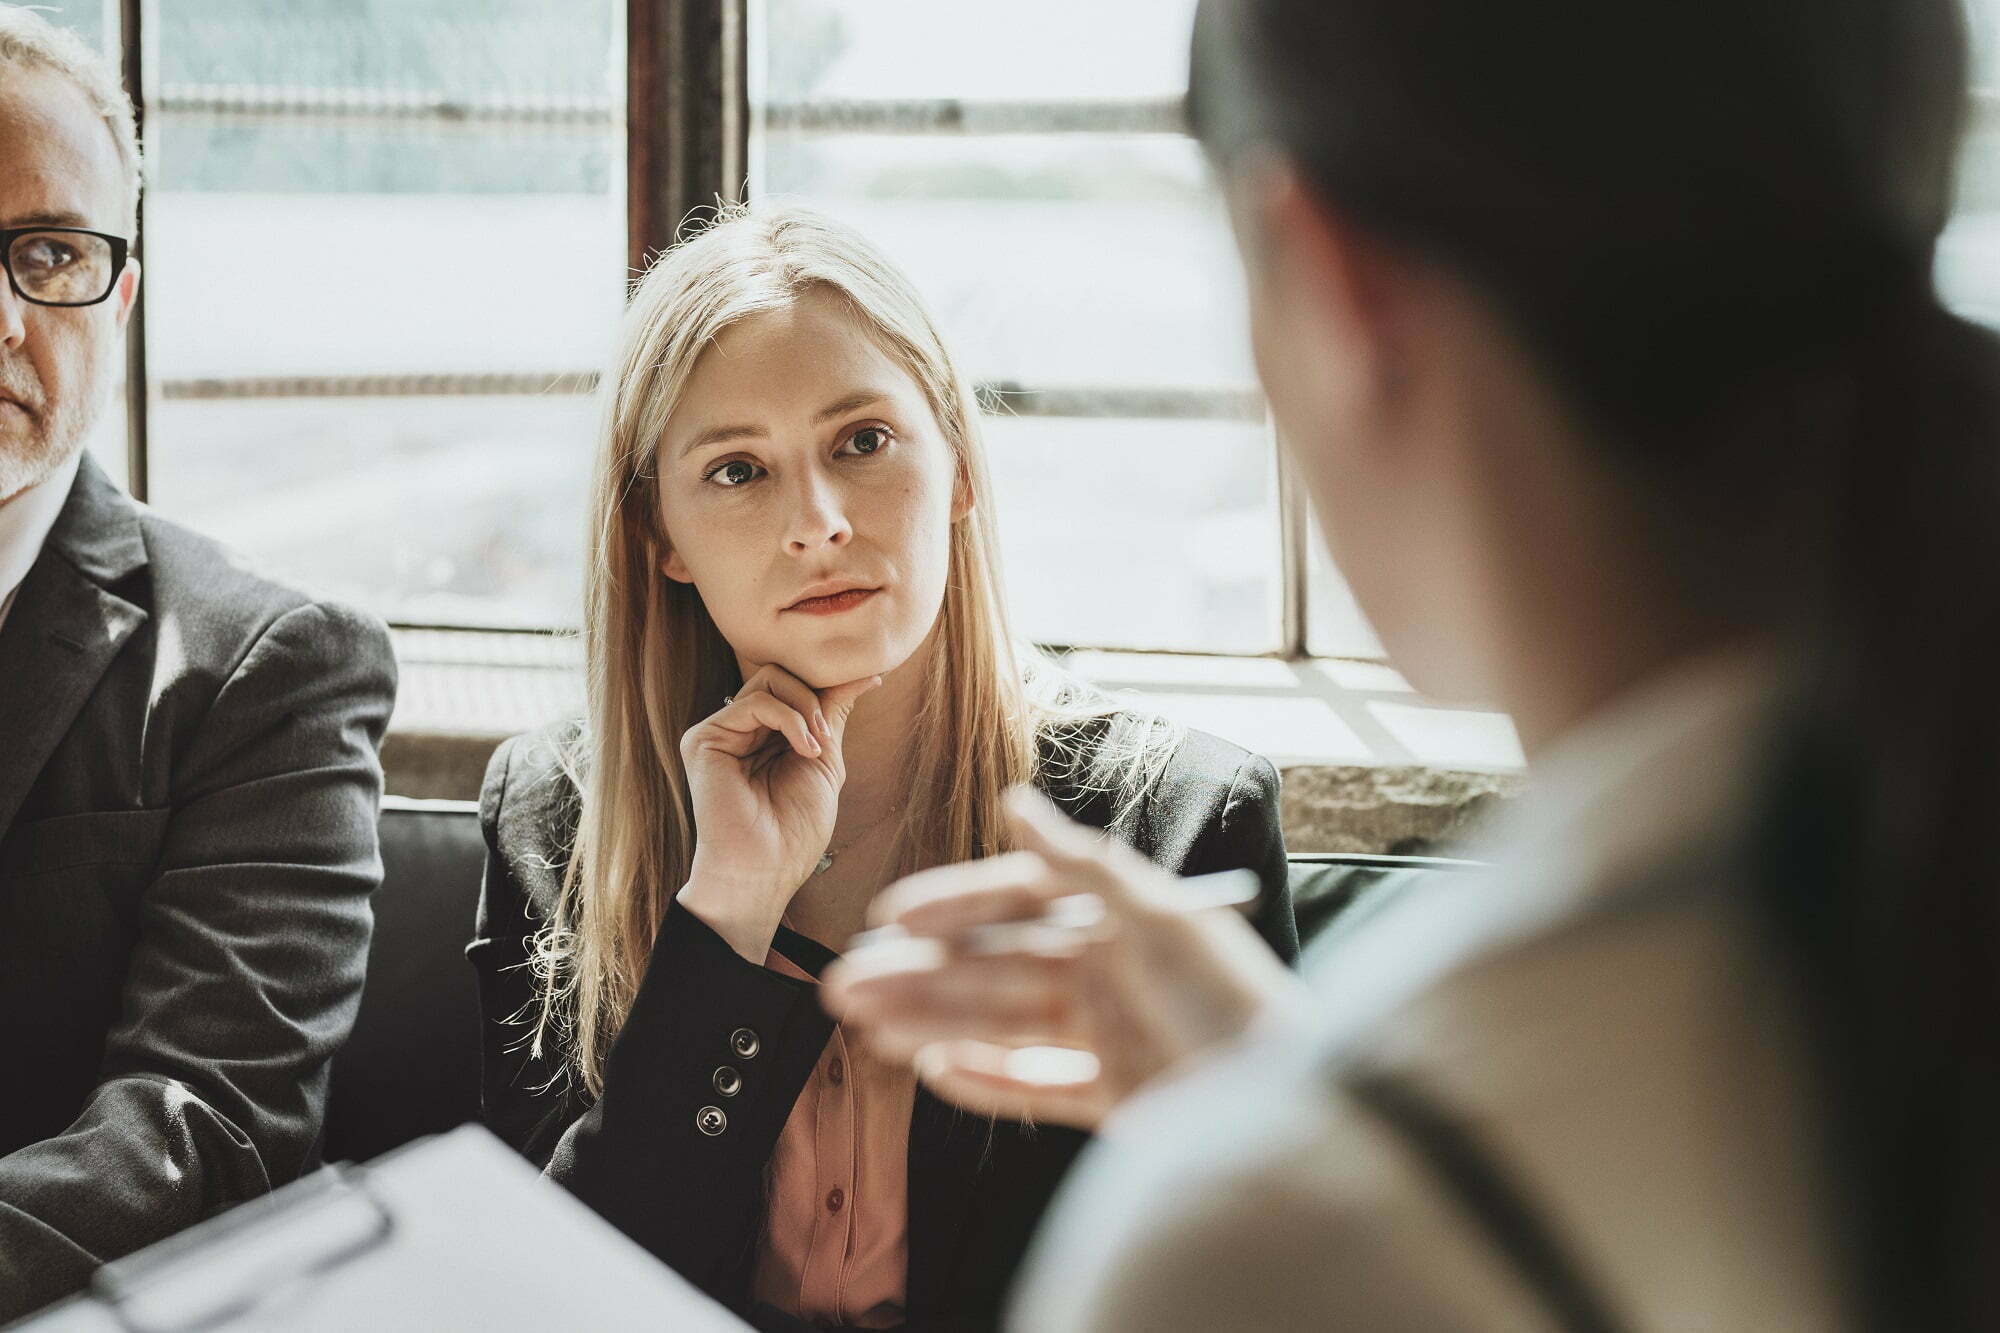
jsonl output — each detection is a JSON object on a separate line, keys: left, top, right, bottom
{"left": 750, "top": 946, "right": 916, "bottom": 1328}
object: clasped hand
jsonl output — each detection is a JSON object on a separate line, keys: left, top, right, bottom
{"left": 824, "top": 787, "right": 1303, "bottom": 1130}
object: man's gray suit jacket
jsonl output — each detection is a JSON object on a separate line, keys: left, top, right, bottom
{"left": 0, "top": 454, "right": 397, "bottom": 1321}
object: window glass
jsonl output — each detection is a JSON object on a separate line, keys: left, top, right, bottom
{"left": 30, "top": 0, "right": 105, "bottom": 47}
{"left": 142, "top": 0, "right": 622, "bottom": 627}
{"left": 757, "top": 0, "right": 1199, "bottom": 103}
{"left": 1936, "top": 2, "right": 2000, "bottom": 322}
{"left": 1306, "top": 514, "right": 1387, "bottom": 662}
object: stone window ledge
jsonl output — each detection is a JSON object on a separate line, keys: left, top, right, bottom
{"left": 384, "top": 630, "right": 1525, "bottom": 854}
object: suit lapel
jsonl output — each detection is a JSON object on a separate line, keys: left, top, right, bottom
{"left": 900, "top": 748, "right": 1134, "bottom": 1317}
{"left": 0, "top": 456, "right": 148, "bottom": 839}
{"left": 904, "top": 1085, "right": 991, "bottom": 1318}
{"left": 900, "top": 751, "right": 1076, "bottom": 1315}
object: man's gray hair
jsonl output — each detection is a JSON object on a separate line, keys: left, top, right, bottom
{"left": 0, "top": 4, "right": 142, "bottom": 230}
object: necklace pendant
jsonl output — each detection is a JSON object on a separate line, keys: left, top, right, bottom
{"left": 815, "top": 851, "right": 834, "bottom": 875}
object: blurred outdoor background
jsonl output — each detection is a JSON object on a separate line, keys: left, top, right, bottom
{"left": 32, "top": 0, "right": 2000, "bottom": 660}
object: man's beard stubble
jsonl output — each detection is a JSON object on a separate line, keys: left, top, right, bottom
{"left": 0, "top": 353, "right": 91, "bottom": 505}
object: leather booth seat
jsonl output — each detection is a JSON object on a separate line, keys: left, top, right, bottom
{"left": 323, "top": 797, "right": 1469, "bottom": 1164}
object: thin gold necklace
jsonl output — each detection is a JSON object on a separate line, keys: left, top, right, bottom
{"left": 816, "top": 804, "right": 902, "bottom": 875}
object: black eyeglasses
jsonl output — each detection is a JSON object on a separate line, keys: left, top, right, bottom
{"left": 0, "top": 226, "right": 130, "bottom": 308}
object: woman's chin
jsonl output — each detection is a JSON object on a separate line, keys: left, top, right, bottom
{"left": 771, "top": 636, "right": 908, "bottom": 691}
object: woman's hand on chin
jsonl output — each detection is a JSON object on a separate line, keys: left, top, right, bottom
{"left": 677, "top": 663, "right": 883, "bottom": 962}
{"left": 822, "top": 787, "right": 1304, "bottom": 1131}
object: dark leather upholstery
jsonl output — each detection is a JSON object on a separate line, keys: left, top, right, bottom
{"left": 323, "top": 798, "right": 487, "bottom": 1164}
{"left": 325, "top": 800, "right": 1473, "bottom": 1163}
{"left": 1289, "top": 852, "right": 1481, "bottom": 968}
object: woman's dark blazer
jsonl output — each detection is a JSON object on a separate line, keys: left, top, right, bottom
{"left": 469, "top": 712, "right": 1298, "bottom": 1332}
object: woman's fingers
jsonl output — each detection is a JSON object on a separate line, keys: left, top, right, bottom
{"left": 741, "top": 664, "right": 828, "bottom": 742}
{"left": 727, "top": 663, "right": 881, "bottom": 758}
{"left": 816, "top": 673, "right": 883, "bottom": 748}
{"left": 862, "top": 850, "right": 1063, "bottom": 932}
{"left": 910, "top": 1040, "right": 1111, "bottom": 1132}
{"left": 695, "top": 691, "right": 820, "bottom": 761}
{"left": 827, "top": 947, "right": 1087, "bottom": 1052}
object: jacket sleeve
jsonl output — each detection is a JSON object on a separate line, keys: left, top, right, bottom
{"left": 1179, "top": 754, "right": 1299, "bottom": 963}
{"left": 471, "top": 742, "right": 836, "bottom": 1308}
{"left": 0, "top": 601, "right": 395, "bottom": 1324}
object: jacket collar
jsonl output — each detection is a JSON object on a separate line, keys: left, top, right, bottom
{"left": 41, "top": 451, "right": 149, "bottom": 589}
{"left": 0, "top": 453, "right": 150, "bottom": 837}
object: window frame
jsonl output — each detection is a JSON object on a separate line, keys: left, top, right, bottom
{"left": 111, "top": 0, "right": 1327, "bottom": 659}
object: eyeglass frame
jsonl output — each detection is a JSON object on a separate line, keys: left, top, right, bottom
{"left": 0, "top": 226, "right": 131, "bottom": 308}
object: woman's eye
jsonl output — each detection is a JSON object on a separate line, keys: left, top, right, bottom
{"left": 705, "top": 459, "right": 761, "bottom": 487}
{"left": 842, "top": 426, "right": 892, "bottom": 456}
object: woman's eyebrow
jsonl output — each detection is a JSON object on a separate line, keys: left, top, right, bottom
{"left": 676, "top": 390, "right": 894, "bottom": 461}
{"left": 678, "top": 422, "right": 767, "bottom": 459}
{"left": 813, "top": 390, "right": 893, "bottom": 424}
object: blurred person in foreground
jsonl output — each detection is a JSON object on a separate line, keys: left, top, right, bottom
{"left": 0, "top": 8, "right": 395, "bottom": 1320}
{"left": 469, "top": 203, "right": 1296, "bottom": 1331}
{"left": 827, "top": 0, "right": 2000, "bottom": 1326}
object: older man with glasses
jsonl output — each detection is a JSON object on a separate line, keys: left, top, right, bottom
{"left": 0, "top": 9, "right": 396, "bottom": 1322}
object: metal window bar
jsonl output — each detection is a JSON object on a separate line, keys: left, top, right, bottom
{"left": 757, "top": 98, "right": 1185, "bottom": 135}
{"left": 155, "top": 86, "right": 617, "bottom": 127}
{"left": 148, "top": 87, "right": 1187, "bottom": 138}
{"left": 628, "top": 0, "right": 747, "bottom": 272}
{"left": 154, "top": 373, "right": 1265, "bottom": 423}
{"left": 119, "top": 0, "right": 149, "bottom": 501}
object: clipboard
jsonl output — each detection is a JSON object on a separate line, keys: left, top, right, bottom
{"left": 9, "top": 1125, "right": 749, "bottom": 1332}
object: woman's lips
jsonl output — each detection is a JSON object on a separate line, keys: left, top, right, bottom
{"left": 786, "top": 588, "right": 879, "bottom": 616}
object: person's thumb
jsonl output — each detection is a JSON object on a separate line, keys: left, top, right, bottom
{"left": 818, "top": 674, "right": 884, "bottom": 749}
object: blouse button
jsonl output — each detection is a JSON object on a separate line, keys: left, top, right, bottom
{"left": 826, "top": 1187, "right": 845, "bottom": 1214}
{"left": 827, "top": 1057, "right": 845, "bottom": 1086}
{"left": 696, "top": 1105, "right": 728, "bottom": 1137}
{"left": 712, "top": 1066, "right": 741, "bottom": 1097}
{"left": 730, "top": 1027, "right": 761, "bottom": 1059}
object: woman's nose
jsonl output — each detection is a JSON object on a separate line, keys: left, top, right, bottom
{"left": 783, "top": 471, "right": 852, "bottom": 554}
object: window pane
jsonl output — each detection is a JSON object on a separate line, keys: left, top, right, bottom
{"left": 1968, "top": 0, "right": 2000, "bottom": 86}
{"left": 756, "top": 0, "right": 1198, "bottom": 103}
{"left": 28, "top": 0, "right": 106, "bottom": 50}
{"left": 756, "top": 134, "right": 1251, "bottom": 390}
{"left": 1939, "top": 3, "right": 2000, "bottom": 321}
{"left": 1305, "top": 513, "right": 1386, "bottom": 661}
{"left": 144, "top": 1, "right": 621, "bottom": 627}
{"left": 987, "top": 417, "right": 1280, "bottom": 655}
{"left": 753, "top": 0, "right": 1279, "bottom": 653}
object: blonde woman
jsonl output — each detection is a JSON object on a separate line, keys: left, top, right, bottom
{"left": 469, "top": 205, "right": 1298, "bottom": 1331}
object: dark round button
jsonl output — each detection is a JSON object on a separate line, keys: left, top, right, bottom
{"left": 826, "top": 1188, "right": 845, "bottom": 1214}
{"left": 827, "top": 1058, "right": 845, "bottom": 1087}
{"left": 696, "top": 1105, "right": 727, "bottom": 1136}
{"left": 730, "top": 1027, "right": 761, "bottom": 1059}
{"left": 712, "top": 1066, "right": 741, "bottom": 1097}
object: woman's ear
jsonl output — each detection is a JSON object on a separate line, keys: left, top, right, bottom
{"left": 660, "top": 546, "right": 695, "bottom": 584}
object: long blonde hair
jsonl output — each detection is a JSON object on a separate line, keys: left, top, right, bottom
{"left": 530, "top": 204, "right": 1179, "bottom": 1095}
